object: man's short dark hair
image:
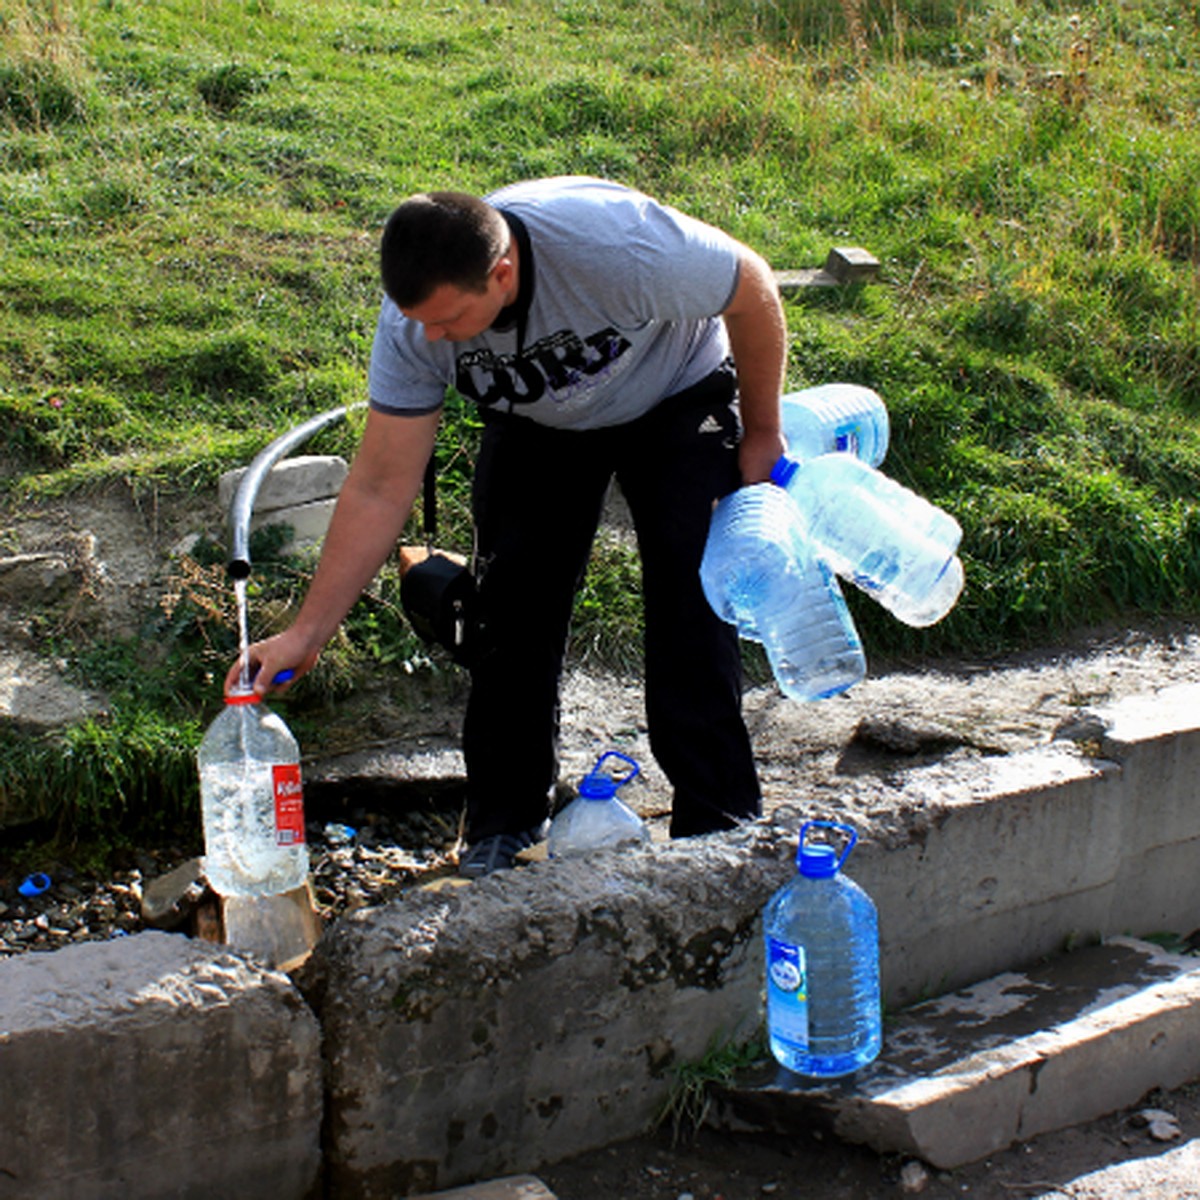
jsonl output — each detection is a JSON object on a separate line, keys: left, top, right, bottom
{"left": 380, "top": 191, "right": 509, "bottom": 308}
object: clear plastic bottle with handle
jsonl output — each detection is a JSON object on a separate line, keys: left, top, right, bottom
{"left": 771, "top": 453, "right": 964, "bottom": 627}
{"left": 763, "top": 820, "right": 882, "bottom": 1077}
{"left": 700, "top": 483, "right": 865, "bottom": 702}
{"left": 548, "top": 751, "right": 650, "bottom": 858}
{"left": 197, "top": 688, "right": 309, "bottom": 897}
{"left": 781, "top": 383, "right": 890, "bottom": 467}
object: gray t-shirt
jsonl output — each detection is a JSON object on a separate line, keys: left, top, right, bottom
{"left": 367, "top": 176, "right": 741, "bottom": 430}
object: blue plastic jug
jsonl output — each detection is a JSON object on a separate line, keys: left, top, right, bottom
{"left": 700, "top": 484, "right": 865, "bottom": 702}
{"left": 763, "top": 820, "right": 882, "bottom": 1077}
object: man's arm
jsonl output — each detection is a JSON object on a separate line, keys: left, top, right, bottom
{"left": 227, "top": 407, "right": 440, "bottom": 696}
{"left": 722, "top": 244, "right": 788, "bottom": 484}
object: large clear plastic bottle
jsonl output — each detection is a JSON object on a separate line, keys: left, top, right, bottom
{"left": 548, "top": 751, "right": 650, "bottom": 858}
{"left": 700, "top": 484, "right": 865, "bottom": 702}
{"left": 771, "top": 453, "right": 964, "bottom": 628}
{"left": 781, "top": 383, "right": 890, "bottom": 467}
{"left": 763, "top": 820, "right": 882, "bottom": 1077}
{"left": 197, "top": 689, "right": 309, "bottom": 897}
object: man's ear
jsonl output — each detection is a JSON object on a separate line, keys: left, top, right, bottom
{"left": 491, "top": 255, "right": 515, "bottom": 293}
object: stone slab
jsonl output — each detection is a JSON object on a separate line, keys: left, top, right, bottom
{"left": 0, "top": 931, "right": 323, "bottom": 1200}
{"left": 218, "top": 453, "right": 347, "bottom": 512}
{"left": 1051, "top": 1138, "right": 1200, "bottom": 1198}
{"left": 411, "top": 1176, "right": 557, "bottom": 1199}
{"left": 710, "top": 936, "right": 1200, "bottom": 1170}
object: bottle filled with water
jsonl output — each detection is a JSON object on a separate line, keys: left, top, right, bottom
{"left": 780, "top": 382, "right": 890, "bottom": 467}
{"left": 763, "top": 820, "right": 882, "bottom": 1077}
{"left": 197, "top": 689, "right": 309, "bottom": 897}
{"left": 771, "top": 453, "right": 964, "bottom": 627}
{"left": 701, "top": 483, "right": 865, "bottom": 702}
{"left": 548, "top": 751, "right": 650, "bottom": 858}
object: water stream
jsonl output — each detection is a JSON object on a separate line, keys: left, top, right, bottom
{"left": 235, "top": 576, "right": 251, "bottom": 692}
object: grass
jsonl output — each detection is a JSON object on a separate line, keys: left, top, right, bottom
{"left": 1, "top": 0, "right": 1198, "bottom": 837}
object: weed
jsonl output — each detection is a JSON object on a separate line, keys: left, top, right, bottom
{"left": 656, "top": 1032, "right": 769, "bottom": 1144}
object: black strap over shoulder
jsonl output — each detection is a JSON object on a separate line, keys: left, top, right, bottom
{"left": 422, "top": 452, "right": 437, "bottom": 548}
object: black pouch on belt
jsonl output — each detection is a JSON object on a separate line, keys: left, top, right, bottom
{"left": 397, "top": 454, "right": 480, "bottom": 668}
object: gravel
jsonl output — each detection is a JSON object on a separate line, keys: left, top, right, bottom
{"left": 0, "top": 803, "right": 466, "bottom": 959}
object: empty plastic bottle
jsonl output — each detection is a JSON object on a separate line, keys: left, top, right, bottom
{"left": 763, "top": 820, "right": 882, "bottom": 1077}
{"left": 197, "top": 689, "right": 309, "bottom": 897}
{"left": 780, "top": 383, "right": 890, "bottom": 467}
{"left": 548, "top": 751, "right": 650, "bottom": 858}
{"left": 771, "top": 453, "right": 964, "bottom": 627}
{"left": 701, "top": 483, "right": 865, "bottom": 702}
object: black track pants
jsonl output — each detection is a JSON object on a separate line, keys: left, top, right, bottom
{"left": 462, "top": 366, "right": 763, "bottom": 841}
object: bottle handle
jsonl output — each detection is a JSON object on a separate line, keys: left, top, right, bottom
{"left": 588, "top": 750, "right": 640, "bottom": 791}
{"left": 799, "top": 819, "right": 858, "bottom": 872}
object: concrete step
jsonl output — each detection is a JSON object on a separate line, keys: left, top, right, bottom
{"left": 710, "top": 936, "right": 1200, "bottom": 1170}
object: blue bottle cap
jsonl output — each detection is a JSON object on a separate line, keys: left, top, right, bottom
{"left": 796, "top": 820, "right": 858, "bottom": 877}
{"left": 770, "top": 455, "right": 801, "bottom": 488}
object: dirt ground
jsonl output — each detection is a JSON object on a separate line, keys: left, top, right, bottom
{"left": 538, "top": 1082, "right": 1200, "bottom": 1199}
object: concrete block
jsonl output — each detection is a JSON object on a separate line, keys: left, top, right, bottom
{"left": 710, "top": 937, "right": 1200, "bottom": 1169}
{"left": 298, "top": 827, "right": 789, "bottom": 1197}
{"left": 250, "top": 497, "right": 339, "bottom": 549}
{"left": 1102, "top": 683, "right": 1200, "bottom": 849}
{"left": 303, "top": 692, "right": 1200, "bottom": 1194}
{"left": 0, "top": 931, "right": 323, "bottom": 1200}
{"left": 219, "top": 453, "right": 348, "bottom": 513}
{"left": 849, "top": 745, "right": 1125, "bottom": 1004}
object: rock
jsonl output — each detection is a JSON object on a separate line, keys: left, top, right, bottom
{"left": 0, "top": 552, "right": 75, "bottom": 606}
{"left": 850, "top": 715, "right": 964, "bottom": 755}
{"left": 0, "top": 646, "right": 105, "bottom": 737}
{"left": 1053, "top": 710, "right": 1109, "bottom": 743}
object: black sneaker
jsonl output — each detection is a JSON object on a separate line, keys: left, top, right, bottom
{"left": 458, "top": 823, "right": 548, "bottom": 879}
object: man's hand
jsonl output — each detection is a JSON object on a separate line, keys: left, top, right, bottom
{"left": 224, "top": 628, "right": 322, "bottom": 698}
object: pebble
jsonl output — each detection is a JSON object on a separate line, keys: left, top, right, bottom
{"left": 899, "top": 1160, "right": 931, "bottom": 1192}
{"left": 1135, "top": 1107, "right": 1182, "bottom": 1142}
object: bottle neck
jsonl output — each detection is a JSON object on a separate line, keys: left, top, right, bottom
{"left": 224, "top": 690, "right": 259, "bottom": 706}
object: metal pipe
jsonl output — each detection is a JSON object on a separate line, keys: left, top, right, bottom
{"left": 226, "top": 402, "right": 367, "bottom": 579}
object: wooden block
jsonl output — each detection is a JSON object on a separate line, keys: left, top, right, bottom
{"left": 220, "top": 880, "right": 323, "bottom": 972}
{"left": 822, "top": 245, "right": 881, "bottom": 283}
{"left": 775, "top": 246, "right": 880, "bottom": 293}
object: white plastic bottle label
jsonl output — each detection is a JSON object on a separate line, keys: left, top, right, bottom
{"left": 272, "top": 764, "right": 306, "bottom": 846}
{"left": 766, "top": 936, "right": 809, "bottom": 1049}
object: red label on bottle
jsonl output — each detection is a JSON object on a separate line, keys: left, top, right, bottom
{"left": 272, "top": 763, "right": 306, "bottom": 846}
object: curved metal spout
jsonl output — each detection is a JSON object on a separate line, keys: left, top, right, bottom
{"left": 227, "top": 403, "right": 367, "bottom": 579}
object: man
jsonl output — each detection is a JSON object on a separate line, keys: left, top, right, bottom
{"left": 229, "top": 175, "right": 788, "bottom": 876}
